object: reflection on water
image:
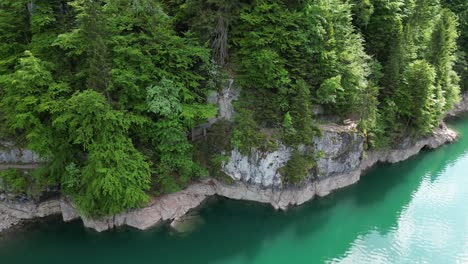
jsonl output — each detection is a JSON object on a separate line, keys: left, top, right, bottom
{"left": 1, "top": 118, "right": 468, "bottom": 264}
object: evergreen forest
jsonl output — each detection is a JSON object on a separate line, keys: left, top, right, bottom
{"left": 0, "top": 0, "right": 466, "bottom": 216}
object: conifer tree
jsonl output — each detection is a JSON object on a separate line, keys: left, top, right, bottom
{"left": 441, "top": 0, "right": 468, "bottom": 90}
{"left": 430, "top": 8, "right": 461, "bottom": 110}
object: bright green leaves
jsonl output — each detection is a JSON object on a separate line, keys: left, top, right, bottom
{"left": 0, "top": 0, "right": 464, "bottom": 212}
{"left": 77, "top": 137, "right": 150, "bottom": 216}
{"left": 53, "top": 90, "right": 128, "bottom": 148}
{"left": 430, "top": 9, "right": 461, "bottom": 110}
{"left": 145, "top": 78, "right": 211, "bottom": 194}
{"left": 237, "top": 48, "right": 290, "bottom": 90}
{"left": 317, "top": 76, "right": 343, "bottom": 104}
{"left": 396, "top": 60, "right": 439, "bottom": 135}
{"left": 282, "top": 112, "right": 293, "bottom": 130}
{"left": 55, "top": 90, "right": 151, "bottom": 216}
{"left": 233, "top": 1, "right": 299, "bottom": 91}
{"left": 311, "top": 0, "right": 374, "bottom": 118}
{"left": 1, "top": 52, "right": 54, "bottom": 144}
{"left": 153, "top": 118, "right": 206, "bottom": 193}
{"left": 284, "top": 79, "right": 319, "bottom": 146}
{"left": 147, "top": 78, "right": 182, "bottom": 118}
{"left": 0, "top": 169, "right": 28, "bottom": 195}
{"left": 279, "top": 149, "right": 316, "bottom": 184}
{"left": 352, "top": 0, "right": 461, "bottom": 144}
{"left": 441, "top": 0, "right": 467, "bottom": 91}
{"left": 147, "top": 78, "right": 217, "bottom": 127}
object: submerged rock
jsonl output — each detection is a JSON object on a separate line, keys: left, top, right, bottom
{"left": 170, "top": 211, "right": 205, "bottom": 234}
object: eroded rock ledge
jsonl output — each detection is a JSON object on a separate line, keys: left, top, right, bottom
{"left": 7, "top": 123, "right": 451, "bottom": 233}
{"left": 1, "top": 93, "right": 466, "bottom": 233}
{"left": 84, "top": 124, "right": 457, "bottom": 232}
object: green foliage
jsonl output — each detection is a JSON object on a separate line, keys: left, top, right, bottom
{"left": 441, "top": 0, "right": 468, "bottom": 90}
{"left": 282, "top": 112, "right": 293, "bottom": 130}
{"left": 0, "top": 169, "right": 28, "bottom": 195}
{"left": 153, "top": 117, "right": 208, "bottom": 193}
{"left": 395, "top": 60, "right": 439, "bottom": 135}
{"left": 231, "top": 107, "right": 266, "bottom": 155}
{"left": 192, "top": 119, "right": 233, "bottom": 178}
{"left": 0, "top": 168, "right": 47, "bottom": 199}
{"left": 317, "top": 76, "right": 343, "bottom": 104}
{"left": 147, "top": 78, "right": 182, "bottom": 117}
{"left": 0, "top": 0, "right": 464, "bottom": 216}
{"left": 0, "top": 0, "right": 30, "bottom": 75}
{"left": 429, "top": 9, "right": 461, "bottom": 110}
{"left": 162, "top": 0, "right": 244, "bottom": 65}
{"left": 351, "top": 0, "right": 374, "bottom": 28}
{"left": 54, "top": 90, "right": 151, "bottom": 216}
{"left": 283, "top": 79, "right": 320, "bottom": 146}
{"left": 354, "top": 0, "right": 461, "bottom": 146}
{"left": 146, "top": 78, "right": 209, "bottom": 193}
{"left": 279, "top": 149, "right": 316, "bottom": 184}
{"left": 0, "top": 1, "right": 217, "bottom": 216}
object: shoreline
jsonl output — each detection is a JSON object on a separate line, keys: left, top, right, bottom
{"left": 0, "top": 95, "right": 466, "bottom": 234}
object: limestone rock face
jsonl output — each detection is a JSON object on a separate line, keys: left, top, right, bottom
{"left": 60, "top": 199, "right": 79, "bottom": 222}
{"left": 0, "top": 198, "right": 61, "bottom": 232}
{"left": 217, "top": 79, "right": 239, "bottom": 122}
{"left": 361, "top": 124, "right": 458, "bottom": 171}
{"left": 313, "top": 124, "right": 364, "bottom": 178}
{"left": 223, "top": 145, "right": 291, "bottom": 187}
{"left": 0, "top": 141, "right": 40, "bottom": 164}
{"left": 223, "top": 124, "right": 363, "bottom": 187}
{"left": 0, "top": 92, "right": 465, "bottom": 234}
{"left": 0, "top": 124, "right": 459, "bottom": 234}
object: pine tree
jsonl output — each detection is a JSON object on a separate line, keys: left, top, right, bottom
{"left": 0, "top": 0, "right": 30, "bottom": 75}
{"left": 394, "top": 60, "right": 438, "bottom": 135}
{"left": 441, "top": 0, "right": 468, "bottom": 90}
{"left": 54, "top": 90, "right": 151, "bottom": 216}
{"left": 430, "top": 8, "right": 461, "bottom": 110}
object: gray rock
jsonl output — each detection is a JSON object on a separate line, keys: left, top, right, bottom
{"left": 314, "top": 124, "right": 363, "bottom": 178}
{"left": 0, "top": 141, "right": 41, "bottom": 164}
{"left": 60, "top": 199, "right": 79, "bottom": 222}
{"left": 1, "top": 93, "right": 465, "bottom": 234}
{"left": 0, "top": 198, "right": 61, "bottom": 233}
{"left": 223, "top": 145, "right": 291, "bottom": 187}
{"left": 217, "top": 79, "right": 239, "bottom": 121}
{"left": 207, "top": 90, "right": 218, "bottom": 104}
{"left": 170, "top": 212, "right": 204, "bottom": 234}
{"left": 223, "top": 123, "right": 363, "bottom": 187}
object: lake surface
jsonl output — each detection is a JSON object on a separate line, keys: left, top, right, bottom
{"left": 1, "top": 117, "right": 468, "bottom": 264}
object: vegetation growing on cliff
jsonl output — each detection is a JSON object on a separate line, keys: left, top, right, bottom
{"left": 0, "top": 0, "right": 464, "bottom": 215}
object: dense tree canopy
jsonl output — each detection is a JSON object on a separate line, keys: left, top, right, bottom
{"left": 0, "top": 0, "right": 464, "bottom": 215}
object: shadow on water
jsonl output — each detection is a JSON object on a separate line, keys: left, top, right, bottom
{"left": 1, "top": 118, "right": 467, "bottom": 264}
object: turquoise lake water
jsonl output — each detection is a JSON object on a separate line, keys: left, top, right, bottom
{"left": 1, "top": 117, "right": 468, "bottom": 264}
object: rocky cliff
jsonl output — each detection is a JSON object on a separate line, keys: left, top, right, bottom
{"left": 0, "top": 92, "right": 466, "bottom": 234}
